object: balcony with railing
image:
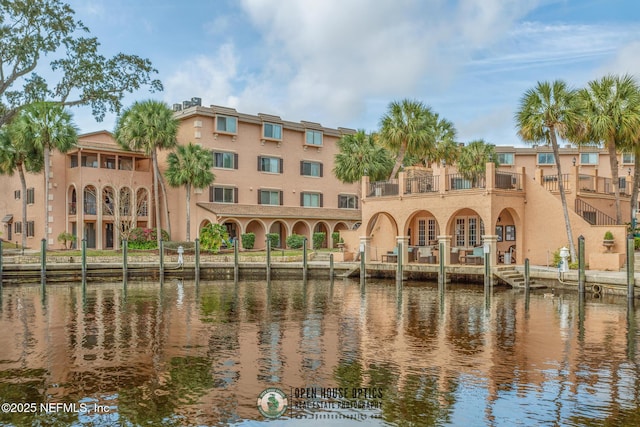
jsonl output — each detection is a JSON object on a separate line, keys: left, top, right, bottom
{"left": 365, "top": 163, "right": 524, "bottom": 200}
{"left": 405, "top": 176, "right": 439, "bottom": 194}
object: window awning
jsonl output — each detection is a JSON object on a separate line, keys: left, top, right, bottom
{"left": 1, "top": 214, "right": 13, "bottom": 223}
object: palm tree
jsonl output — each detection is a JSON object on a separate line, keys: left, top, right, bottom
{"left": 379, "top": 99, "right": 434, "bottom": 179}
{"left": 114, "top": 100, "right": 178, "bottom": 249}
{"left": 0, "top": 123, "right": 43, "bottom": 251}
{"left": 427, "top": 113, "right": 459, "bottom": 167}
{"left": 13, "top": 102, "right": 77, "bottom": 247}
{"left": 575, "top": 74, "right": 640, "bottom": 224}
{"left": 515, "top": 80, "right": 579, "bottom": 262}
{"left": 333, "top": 130, "right": 394, "bottom": 183}
{"left": 165, "top": 143, "right": 214, "bottom": 241}
{"left": 457, "top": 139, "right": 498, "bottom": 184}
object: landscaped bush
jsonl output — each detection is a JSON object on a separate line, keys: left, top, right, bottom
{"left": 286, "top": 234, "right": 305, "bottom": 249}
{"left": 635, "top": 237, "right": 640, "bottom": 250}
{"left": 312, "top": 232, "right": 326, "bottom": 249}
{"left": 266, "top": 233, "right": 280, "bottom": 249}
{"left": 57, "top": 231, "right": 76, "bottom": 249}
{"left": 331, "top": 232, "right": 340, "bottom": 246}
{"left": 127, "top": 227, "right": 170, "bottom": 249}
{"left": 199, "top": 223, "right": 229, "bottom": 253}
{"left": 241, "top": 232, "right": 255, "bottom": 250}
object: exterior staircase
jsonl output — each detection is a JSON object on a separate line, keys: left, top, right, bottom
{"left": 494, "top": 266, "right": 546, "bottom": 289}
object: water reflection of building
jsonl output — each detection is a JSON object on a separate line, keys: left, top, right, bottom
{"left": 0, "top": 283, "right": 636, "bottom": 425}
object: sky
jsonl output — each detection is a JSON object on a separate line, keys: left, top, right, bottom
{"left": 63, "top": 0, "right": 640, "bottom": 146}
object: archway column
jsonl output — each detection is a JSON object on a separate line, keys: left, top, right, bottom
{"left": 360, "top": 236, "right": 372, "bottom": 262}
{"left": 397, "top": 235, "right": 410, "bottom": 265}
{"left": 438, "top": 235, "right": 452, "bottom": 266}
{"left": 482, "top": 234, "right": 498, "bottom": 267}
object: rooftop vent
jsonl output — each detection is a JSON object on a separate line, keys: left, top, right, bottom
{"left": 172, "top": 103, "right": 182, "bottom": 112}
{"left": 191, "top": 97, "right": 201, "bottom": 107}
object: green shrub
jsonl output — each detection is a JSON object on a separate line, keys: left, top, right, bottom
{"left": 312, "top": 232, "right": 326, "bottom": 249}
{"left": 331, "top": 232, "right": 340, "bottom": 246}
{"left": 127, "top": 227, "right": 170, "bottom": 249}
{"left": 241, "top": 233, "right": 255, "bottom": 250}
{"left": 604, "top": 230, "right": 614, "bottom": 240}
{"left": 266, "top": 233, "right": 280, "bottom": 248}
{"left": 199, "top": 223, "right": 229, "bottom": 253}
{"left": 635, "top": 237, "right": 640, "bottom": 250}
{"left": 286, "top": 234, "right": 305, "bottom": 249}
{"left": 57, "top": 231, "right": 76, "bottom": 249}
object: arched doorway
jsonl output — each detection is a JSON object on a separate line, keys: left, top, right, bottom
{"left": 268, "top": 220, "right": 288, "bottom": 249}
{"left": 313, "top": 222, "right": 330, "bottom": 248}
{"left": 245, "top": 219, "right": 266, "bottom": 250}
{"left": 365, "top": 212, "right": 399, "bottom": 261}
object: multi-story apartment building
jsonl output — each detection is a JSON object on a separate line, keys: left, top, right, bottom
{"left": 165, "top": 103, "right": 361, "bottom": 249}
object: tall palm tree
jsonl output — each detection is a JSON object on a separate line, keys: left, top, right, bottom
{"left": 165, "top": 143, "right": 214, "bottom": 241}
{"left": 13, "top": 102, "right": 77, "bottom": 247}
{"left": 114, "top": 100, "right": 178, "bottom": 249}
{"left": 427, "top": 113, "right": 459, "bottom": 167}
{"left": 516, "top": 80, "right": 579, "bottom": 262}
{"left": 576, "top": 74, "right": 640, "bottom": 224}
{"left": 457, "top": 139, "right": 498, "bottom": 184}
{"left": 0, "top": 124, "right": 43, "bottom": 251}
{"left": 333, "top": 130, "right": 394, "bottom": 183}
{"left": 379, "top": 99, "right": 434, "bottom": 179}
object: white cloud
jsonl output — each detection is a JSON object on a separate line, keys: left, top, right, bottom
{"left": 596, "top": 41, "right": 640, "bottom": 80}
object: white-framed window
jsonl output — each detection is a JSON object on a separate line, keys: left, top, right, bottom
{"left": 537, "top": 152, "right": 555, "bottom": 165}
{"left": 216, "top": 115, "right": 237, "bottom": 134}
{"left": 258, "top": 156, "right": 282, "bottom": 173}
{"left": 428, "top": 219, "right": 436, "bottom": 243}
{"left": 305, "top": 130, "right": 323, "bottom": 146}
{"left": 213, "top": 151, "right": 238, "bottom": 169}
{"left": 263, "top": 123, "right": 282, "bottom": 140}
{"left": 259, "top": 189, "right": 282, "bottom": 205}
{"left": 468, "top": 217, "right": 478, "bottom": 247}
{"left": 418, "top": 219, "right": 426, "bottom": 246}
{"left": 338, "top": 194, "right": 358, "bottom": 209}
{"left": 455, "top": 218, "right": 465, "bottom": 247}
{"left": 580, "top": 152, "right": 598, "bottom": 165}
{"left": 301, "top": 192, "right": 322, "bottom": 207}
{"left": 300, "top": 161, "right": 322, "bottom": 177}
{"left": 623, "top": 153, "right": 635, "bottom": 164}
{"left": 454, "top": 216, "right": 483, "bottom": 248}
{"left": 210, "top": 186, "right": 237, "bottom": 203}
{"left": 497, "top": 153, "right": 514, "bottom": 165}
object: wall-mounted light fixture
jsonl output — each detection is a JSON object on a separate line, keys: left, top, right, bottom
{"left": 572, "top": 157, "right": 576, "bottom": 166}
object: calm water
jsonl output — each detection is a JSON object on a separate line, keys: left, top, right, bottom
{"left": 0, "top": 279, "right": 639, "bottom": 426}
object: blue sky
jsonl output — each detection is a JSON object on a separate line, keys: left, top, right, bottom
{"left": 65, "top": 0, "right": 640, "bottom": 146}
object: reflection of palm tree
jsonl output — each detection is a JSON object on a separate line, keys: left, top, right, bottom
{"left": 267, "top": 394, "right": 278, "bottom": 411}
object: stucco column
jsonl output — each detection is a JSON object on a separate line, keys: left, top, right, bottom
{"left": 398, "top": 171, "right": 405, "bottom": 198}
{"left": 517, "top": 166, "right": 526, "bottom": 192}
{"left": 396, "top": 235, "right": 410, "bottom": 266}
{"left": 438, "top": 235, "right": 451, "bottom": 266}
{"left": 570, "top": 164, "right": 579, "bottom": 193}
{"left": 359, "top": 236, "right": 372, "bottom": 262}
{"left": 483, "top": 234, "right": 498, "bottom": 267}
{"left": 439, "top": 165, "right": 448, "bottom": 194}
{"left": 361, "top": 175, "right": 370, "bottom": 201}
{"left": 486, "top": 162, "right": 495, "bottom": 191}
{"left": 534, "top": 168, "right": 543, "bottom": 186}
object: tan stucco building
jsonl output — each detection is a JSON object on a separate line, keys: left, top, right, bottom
{"left": 356, "top": 145, "right": 635, "bottom": 269}
{"left": 0, "top": 104, "right": 361, "bottom": 250}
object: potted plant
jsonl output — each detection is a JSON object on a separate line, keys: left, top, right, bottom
{"left": 337, "top": 237, "right": 345, "bottom": 251}
{"left": 603, "top": 230, "right": 615, "bottom": 252}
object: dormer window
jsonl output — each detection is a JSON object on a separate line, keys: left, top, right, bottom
{"left": 216, "top": 115, "right": 237, "bottom": 134}
{"left": 305, "top": 130, "right": 323, "bottom": 146}
{"left": 263, "top": 123, "right": 282, "bottom": 140}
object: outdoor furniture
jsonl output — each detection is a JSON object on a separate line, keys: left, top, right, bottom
{"left": 463, "top": 246, "right": 485, "bottom": 265}
{"left": 417, "top": 246, "right": 436, "bottom": 263}
{"left": 381, "top": 247, "right": 398, "bottom": 263}
{"left": 450, "top": 248, "right": 459, "bottom": 264}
